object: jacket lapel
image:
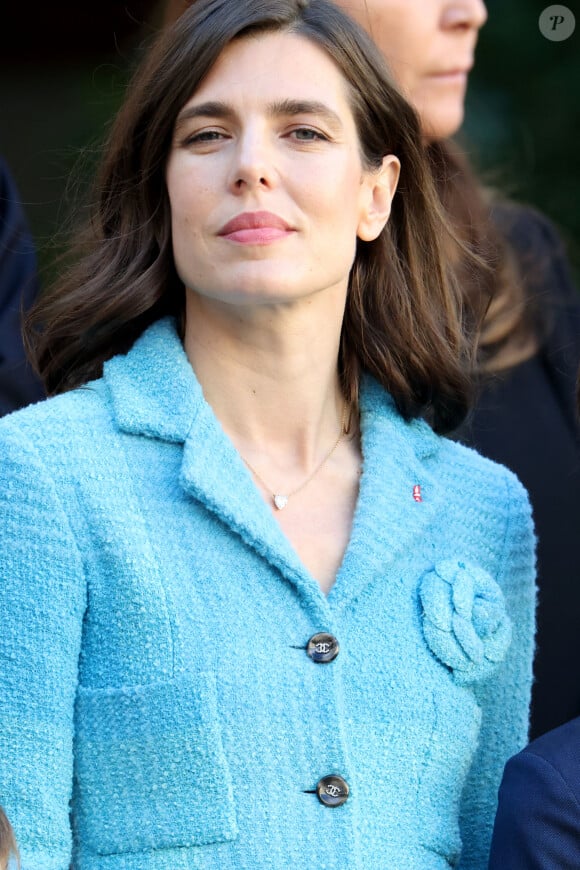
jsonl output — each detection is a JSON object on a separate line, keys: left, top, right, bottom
{"left": 103, "top": 318, "right": 324, "bottom": 610}
{"left": 178, "top": 402, "right": 318, "bottom": 598}
{"left": 330, "top": 376, "right": 442, "bottom": 609}
{"left": 104, "top": 319, "right": 444, "bottom": 612}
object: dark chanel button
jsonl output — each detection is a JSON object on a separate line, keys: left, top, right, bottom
{"left": 316, "top": 775, "right": 349, "bottom": 807}
{"left": 306, "top": 632, "right": 339, "bottom": 663}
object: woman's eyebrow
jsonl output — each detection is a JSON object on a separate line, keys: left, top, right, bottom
{"left": 175, "top": 101, "right": 234, "bottom": 128}
{"left": 268, "top": 99, "right": 344, "bottom": 131}
{"left": 175, "top": 99, "right": 344, "bottom": 131}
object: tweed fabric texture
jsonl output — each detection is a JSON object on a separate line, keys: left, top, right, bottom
{"left": 0, "top": 318, "right": 536, "bottom": 869}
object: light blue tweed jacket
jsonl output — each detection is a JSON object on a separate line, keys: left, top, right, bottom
{"left": 0, "top": 318, "right": 536, "bottom": 870}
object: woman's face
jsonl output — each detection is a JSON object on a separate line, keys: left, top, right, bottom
{"left": 165, "top": 31, "right": 399, "bottom": 310}
{"left": 333, "top": 0, "right": 487, "bottom": 140}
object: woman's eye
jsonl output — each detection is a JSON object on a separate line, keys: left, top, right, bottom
{"left": 290, "top": 127, "right": 328, "bottom": 142}
{"left": 184, "top": 130, "right": 227, "bottom": 145}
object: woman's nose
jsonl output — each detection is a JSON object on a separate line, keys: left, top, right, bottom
{"left": 228, "top": 129, "right": 276, "bottom": 193}
{"left": 441, "top": 0, "right": 488, "bottom": 31}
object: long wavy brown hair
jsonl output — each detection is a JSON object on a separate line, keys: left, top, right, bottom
{"left": 426, "top": 139, "right": 538, "bottom": 374}
{"left": 26, "top": 0, "right": 487, "bottom": 434}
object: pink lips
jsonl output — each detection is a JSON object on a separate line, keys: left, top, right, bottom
{"left": 218, "top": 211, "right": 294, "bottom": 245}
{"left": 429, "top": 64, "right": 472, "bottom": 85}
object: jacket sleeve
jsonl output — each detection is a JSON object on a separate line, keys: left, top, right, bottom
{"left": 458, "top": 468, "right": 537, "bottom": 869}
{"left": 488, "top": 747, "right": 580, "bottom": 870}
{"left": 0, "top": 424, "right": 86, "bottom": 869}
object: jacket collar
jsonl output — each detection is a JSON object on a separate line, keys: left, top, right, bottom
{"left": 103, "top": 318, "right": 324, "bottom": 611}
{"left": 104, "top": 317, "right": 442, "bottom": 611}
{"left": 103, "top": 317, "right": 203, "bottom": 443}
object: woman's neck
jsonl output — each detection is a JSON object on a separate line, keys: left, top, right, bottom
{"left": 183, "top": 289, "right": 347, "bottom": 472}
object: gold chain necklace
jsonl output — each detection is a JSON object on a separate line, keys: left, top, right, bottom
{"left": 240, "top": 404, "right": 348, "bottom": 510}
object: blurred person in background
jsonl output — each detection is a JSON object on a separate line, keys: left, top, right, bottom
{"left": 0, "top": 156, "right": 44, "bottom": 415}
{"left": 489, "top": 711, "right": 580, "bottom": 868}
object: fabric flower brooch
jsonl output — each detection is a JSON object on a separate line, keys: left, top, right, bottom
{"left": 418, "top": 559, "right": 512, "bottom": 686}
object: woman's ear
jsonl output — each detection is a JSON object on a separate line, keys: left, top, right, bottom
{"left": 357, "top": 154, "right": 400, "bottom": 241}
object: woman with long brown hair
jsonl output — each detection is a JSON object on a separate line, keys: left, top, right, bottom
{"left": 0, "top": 1, "right": 535, "bottom": 867}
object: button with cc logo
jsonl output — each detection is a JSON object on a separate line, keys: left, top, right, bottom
{"left": 306, "top": 632, "right": 339, "bottom": 663}
{"left": 316, "top": 774, "right": 349, "bottom": 807}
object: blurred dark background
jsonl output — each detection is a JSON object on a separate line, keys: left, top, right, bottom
{"left": 0, "top": 0, "right": 162, "bottom": 285}
{"left": 1, "top": 0, "right": 579, "bottom": 287}
{"left": 463, "top": 0, "right": 580, "bottom": 283}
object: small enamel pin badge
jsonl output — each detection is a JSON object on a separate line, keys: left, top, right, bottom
{"left": 413, "top": 484, "right": 423, "bottom": 503}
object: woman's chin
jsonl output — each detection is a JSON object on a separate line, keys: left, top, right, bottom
{"left": 417, "top": 101, "right": 466, "bottom": 143}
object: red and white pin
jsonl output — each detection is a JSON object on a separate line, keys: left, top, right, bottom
{"left": 412, "top": 484, "right": 423, "bottom": 503}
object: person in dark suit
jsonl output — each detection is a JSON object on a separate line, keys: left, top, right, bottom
{"left": 0, "top": 155, "right": 45, "bottom": 416}
{"left": 488, "top": 715, "right": 580, "bottom": 868}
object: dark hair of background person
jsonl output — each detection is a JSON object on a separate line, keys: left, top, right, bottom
{"left": 426, "top": 139, "right": 539, "bottom": 372}
{"left": 24, "top": 0, "right": 489, "bottom": 435}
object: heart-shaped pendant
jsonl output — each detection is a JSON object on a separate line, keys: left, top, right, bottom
{"left": 273, "top": 494, "right": 288, "bottom": 510}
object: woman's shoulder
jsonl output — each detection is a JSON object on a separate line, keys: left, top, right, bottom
{"left": 364, "top": 376, "right": 533, "bottom": 522}
{"left": 0, "top": 317, "right": 190, "bottom": 455}
{"left": 0, "top": 379, "right": 111, "bottom": 465}
{"left": 439, "top": 430, "right": 533, "bottom": 522}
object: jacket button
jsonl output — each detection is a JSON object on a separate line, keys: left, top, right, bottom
{"left": 306, "top": 633, "right": 339, "bottom": 663}
{"left": 316, "top": 775, "right": 349, "bottom": 807}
